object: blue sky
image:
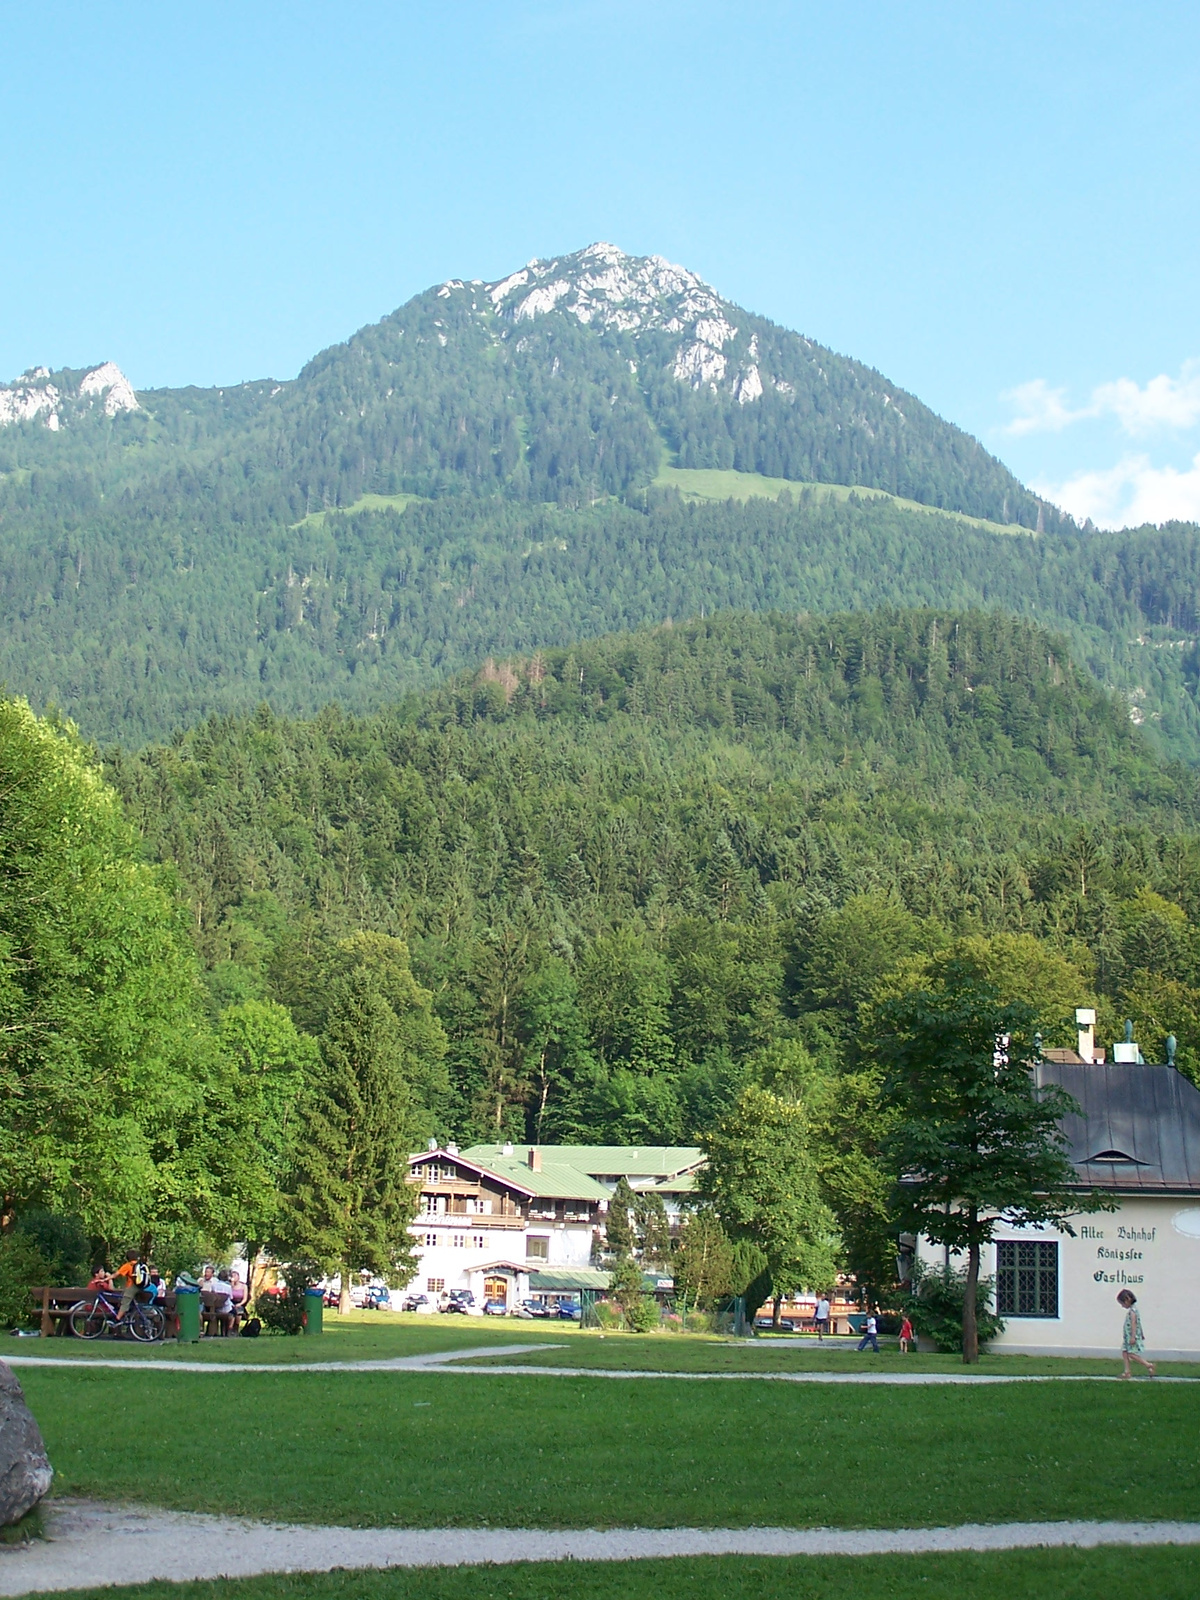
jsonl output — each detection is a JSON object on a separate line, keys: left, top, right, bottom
{"left": 2, "top": 1, "right": 1197, "bottom": 527}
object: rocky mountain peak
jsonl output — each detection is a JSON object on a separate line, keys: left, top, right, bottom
{"left": 0, "top": 362, "right": 139, "bottom": 430}
{"left": 467, "top": 242, "right": 765, "bottom": 401}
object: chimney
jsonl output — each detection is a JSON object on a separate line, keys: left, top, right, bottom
{"left": 502, "top": 1140, "right": 513, "bottom": 1157}
{"left": 528, "top": 1147, "right": 542, "bottom": 1172}
{"left": 1113, "top": 1018, "right": 1142, "bottom": 1064}
{"left": 447, "top": 1142, "right": 458, "bottom": 1156}
{"left": 1076, "top": 1008, "right": 1096, "bottom": 1063}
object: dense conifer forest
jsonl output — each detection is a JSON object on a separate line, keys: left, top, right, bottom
{"left": 104, "top": 609, "right": 1200, "bottom": 1152}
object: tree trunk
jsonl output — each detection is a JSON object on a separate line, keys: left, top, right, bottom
{"left": 962, "top": 1239, "right": 980, "bottom": 1364}
{"left": 339, "top": 1260, "right": 353, "bottom": 1315}
{"left": 772, "top": 1294, "right": 782, "bottom": 1329}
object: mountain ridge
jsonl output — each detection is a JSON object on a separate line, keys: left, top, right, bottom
{"left": 2, "top": 243, "right": 1199, "bottom": 753}
{"left": 1, "top": 241, "right": 1055, "bottom": 528}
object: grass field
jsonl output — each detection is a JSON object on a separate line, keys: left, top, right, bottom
{"left": 16, "top": 1318, "right": 1200, "bottom": 1599}
{"left": 20, "top": 1360, "right": 1200, "bottom": 1531}
{"left": 15, "top": 1312, "right": 1200, "bottom": 1378}
{"left": 653, "top": 463, "right": 1036, "bottom": 537}
{"left": 40, "top": 1550, "right": 1200, "bottom": 1600}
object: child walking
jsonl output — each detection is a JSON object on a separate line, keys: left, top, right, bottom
{"left": 1117, "top": 1289, "right": 1156, "bottom": 1379}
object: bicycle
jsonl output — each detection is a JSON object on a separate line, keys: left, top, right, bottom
{"left": 67, "top": 1290, "right": 166, "bottom": 1343}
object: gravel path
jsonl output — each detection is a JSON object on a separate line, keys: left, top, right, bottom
{"left": 1, "top": 1501, "right": 1198, "bottom": 1593}
{"left": 1, "top": 1345, "right": 558, "bottom": 1376}
{"left": 4, "top": 1348, "right": 1186, "bottom": 1384}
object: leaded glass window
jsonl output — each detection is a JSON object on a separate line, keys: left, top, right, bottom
{"left": 996, "top": 1240, "right": 1058, "bottom": 1318}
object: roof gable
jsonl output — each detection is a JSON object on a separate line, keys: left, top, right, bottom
{"left": 410, "top": 1149, "right": 609, "bottom": 1201}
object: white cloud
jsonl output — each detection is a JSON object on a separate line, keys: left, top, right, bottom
{"left": 1036, "top": 451, "right": 1200, "bottom": 529}
{"left": 1001, "top": 379, "right": 1084, "bottom": 436}
{"left": 1002, "top": 360, "right": 1200, "bottom": 437}
{"left": 1091, "top": 362, "right": 1200, "bottom": 433}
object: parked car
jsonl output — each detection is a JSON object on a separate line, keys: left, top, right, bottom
{"left": 754, "top": 1316, "right": 796, "bottom": 1332}
{"left": 402, "top": 1293, "right": 432, "bottom": 1313}
{"left": 440, "top": 1289, "right": 477, "bottom": 1314}
{"left": 482, "top": 1299, "right": 509, "bottom": 1316}
{"left": 515, "top": 1298, "right": 554, "bottom": 1319}
{"left": 555, "top": 1300, "right": 582, "bottom": 1320}
{"left": 361, "top": 1283, "right": 391, "bottom": 1310}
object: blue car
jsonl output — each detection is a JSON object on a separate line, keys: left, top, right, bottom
{"left": 555, "top": 1300, "right": 582, "bottom": 1320}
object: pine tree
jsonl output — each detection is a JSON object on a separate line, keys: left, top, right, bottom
{"left": 276, "top": 969, "right": 420, "bottom": 1311}
{"left": 634, "top": 1190, "right": 671, "bottom": 1267}
{"left": 605, "top": 1175, "right": 637, "bottom": 1259}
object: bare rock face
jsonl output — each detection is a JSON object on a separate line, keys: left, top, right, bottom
{"left": 0, "top": 1362, "right": 53, "bottom": 1525}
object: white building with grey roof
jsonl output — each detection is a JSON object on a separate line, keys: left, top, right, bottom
{"left": 915, "top": 1012, "right": 1200, "bottom": 1359}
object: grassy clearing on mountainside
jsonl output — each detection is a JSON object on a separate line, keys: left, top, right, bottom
{"left": 653, "top": 464, "right": 1034, "bottom": 535}
{"left": 27, "top": 1549, "right": 1200, "bottom": 1600}
{"left": 22, "top": 1366, "right": 1200, "bottom": 1531}
{"left": 293, "top": 492, "right": 423, "bottom": 528}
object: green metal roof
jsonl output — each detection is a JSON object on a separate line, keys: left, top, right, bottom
{"left": 464, "top": 1144, "right": 703, "bottom": 1187}
{"left": 457, "top": 1149, "right": 611, "bottom": 1201}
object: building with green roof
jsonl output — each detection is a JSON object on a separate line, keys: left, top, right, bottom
{"left": 402, "top": 1142, "right": 703, "bottom": 1311}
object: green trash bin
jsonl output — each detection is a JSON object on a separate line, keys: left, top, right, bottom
{"left": 303, "top": 1288, "right": 324, "bottom": 1335}
{"left": 176, "top": 1287, "right": 201, "bottom": 1343}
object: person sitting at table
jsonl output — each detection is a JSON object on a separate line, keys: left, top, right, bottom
{"left": 226, "top": 1271, "right": 248, "bottom": 1331}
{"left": 207, "top": 1272, "right": 236, "bottom": 1335}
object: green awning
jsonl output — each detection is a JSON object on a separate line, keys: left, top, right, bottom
{"left": 527, "top": 1268, "right": 612, "bottom": 1291}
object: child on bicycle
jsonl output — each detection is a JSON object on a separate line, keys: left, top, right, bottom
{"left": 113, "top": 1255, "right": 152, "bottom": 1324}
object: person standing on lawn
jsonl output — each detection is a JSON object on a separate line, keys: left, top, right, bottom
{"left": 1118, "top": 1289, "right": 1156, "bottom": 1379}
{"left": 899, "top": 1314, "right": 915, "bottom": 1353}
{"left": 856, "top": 1310, "right": 880, "bottom": 1352}
{"left": 815, "top": 1294, "right": 831, "bottom": 1341}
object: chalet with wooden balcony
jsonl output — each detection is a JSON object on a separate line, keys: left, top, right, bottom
{"left": 404, "top": 1142, "right": 703, "bottom": 1307}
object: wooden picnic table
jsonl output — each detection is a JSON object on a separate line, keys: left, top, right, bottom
{"left": 30, "top": 1286, "right": 177, "bottom": 1338}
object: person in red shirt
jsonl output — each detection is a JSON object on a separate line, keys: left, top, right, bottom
{"left": 899, "top": 1314, "right": 915, "bottom": 1354}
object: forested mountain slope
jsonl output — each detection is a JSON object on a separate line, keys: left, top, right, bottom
{"left": 3, "top": 243, "right": 1199, "bottom": 752}
{"left": 107, "top": 609, "right": 1200, "bottom": 1143}
{"left": 3, "top": 482, "right": 1199, "bottom": 755}
{"left": 1, "top": 243, "right": 1050, "bottom": 523}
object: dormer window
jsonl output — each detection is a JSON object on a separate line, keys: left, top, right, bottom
{"left": 1083, "top": 1150, "right": 1148, "bottom": 1165}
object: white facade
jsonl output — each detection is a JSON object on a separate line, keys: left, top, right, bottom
{"left": 401, "top": 1143, "right": 703, "bottom": 1307}
{"left": 406, "top": 1214, "right": 597, "bottom": 1303}
{"left": 919, "top": 1196, "right": 1200, "bottom": 1359}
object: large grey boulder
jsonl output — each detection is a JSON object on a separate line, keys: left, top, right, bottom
{"left": 0, "top": 1360, "right": 53, "bottom": 1525}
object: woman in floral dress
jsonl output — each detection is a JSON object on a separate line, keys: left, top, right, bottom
{"left": 1117, "top": 1289, "right": 1156, "bottom": 1379}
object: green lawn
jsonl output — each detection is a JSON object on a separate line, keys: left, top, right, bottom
{"left": 29, "top": 1549, "right": 1200, "bottom": 1600}
{"left": 17, "top": 1312, "right": 1200, "bottom": 1377}
{"left": 21, "top": 1366, "right": 1200, "bottom": 1531}
{"left": 463, "top": 1331, "right": 1200, "bottom": 1379}
{"left": 13, "top": 1312, "right": 574, "bottom": 1363}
